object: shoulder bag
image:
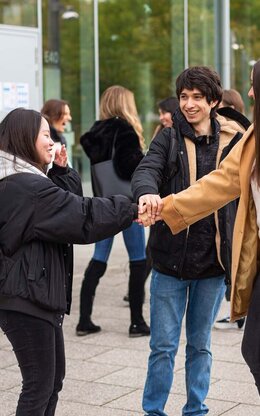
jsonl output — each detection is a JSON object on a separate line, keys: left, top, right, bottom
{"left": 91, "top": 129, "right": 133, "bottom": 200}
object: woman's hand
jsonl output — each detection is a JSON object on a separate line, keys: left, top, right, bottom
{"left": 138, "top": 194, "right": 163, "bottom": 225}
{"left": 137, "top": 211, "right": 162, "bottom": 227}
{"left": 54, "top": 144, "right": 68, "bottom": 167}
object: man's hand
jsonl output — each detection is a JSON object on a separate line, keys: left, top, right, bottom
{"left": 138, "top": 194, "right": 163, "bottom": 225}
{"left": 138, "top": 211, "right": 162, "bottom": 227}
{"left": 54, "top": 144, "right": 68, "bottom": 167}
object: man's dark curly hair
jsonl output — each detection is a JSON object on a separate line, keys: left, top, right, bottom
{"left": 176, "top": 66, "right": 223, "bottom": 117}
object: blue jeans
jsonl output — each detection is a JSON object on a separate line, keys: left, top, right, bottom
{"left": 143, "top": 270, "right": 226, "bottom": 416}
{"left": 93, "top": 221, "right": 146, "bottom": 262}
{"left": 0, "top": 310, "right": 65, "bottom": 416}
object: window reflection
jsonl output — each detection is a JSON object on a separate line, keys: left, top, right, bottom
{"left": 0, "top": 0, "right": 37, "bottom": 27}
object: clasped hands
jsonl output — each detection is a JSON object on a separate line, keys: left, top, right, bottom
{"left": 137, "top": 194, "right": 163, "bottom": 227}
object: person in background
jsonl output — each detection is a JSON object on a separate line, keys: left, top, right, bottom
{"left": 139, "top": 59, "right": 260, "bottom": 395}
{"left": 219, "top": 88, "right": 245, "bottom": 113}
{"left": 77, "top": 85, "right": 150, "bottom": 338}
{"left": 132, "top": 66, "right": 247, "bottom": 416}
{"left": 152, "top": 96, "right": 179, "bottom": 138}
{"left": 41, "top": 99, "right": 72, "bottom": 157}
{"left": 123, "top": 96, "right": 179, "bottom": 303}
{"left": 0, "top": 107, "right": 138, "bottom": 415}
{"left": 215, "top": 88, "right": 250, "bottom": 330}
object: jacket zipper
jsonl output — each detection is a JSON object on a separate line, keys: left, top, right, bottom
{"left": 176, "top": 150, "right": 189, "bottom": 278}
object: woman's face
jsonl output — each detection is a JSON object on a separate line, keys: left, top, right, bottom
{"left": 159, "top": 109, "right": 173, "bottom": 128}
{"left": 248, "top": 69, "right": 255, "bottom": 99}
{"left": 35, "top": 117, "right": 54, "bottom": 166}
{"left": 53, "top": 104, "right": 72, "bottom": 133}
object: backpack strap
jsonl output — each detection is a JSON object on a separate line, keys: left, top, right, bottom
{"left": 165, "top": 127, "right": 178, "bottom": 181}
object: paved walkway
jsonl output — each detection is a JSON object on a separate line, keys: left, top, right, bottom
{"left": 0, "top": 234, "right": 260, "bottom": 415}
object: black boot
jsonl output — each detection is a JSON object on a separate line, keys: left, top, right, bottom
{"left": 123, "top": 241, "right": 152, "bottom": 303}
{"left": 76, "top": 259, "right": 107, "bottom": 336}
{"left": 128, "top": 260, "right": 150, "bottom": 337}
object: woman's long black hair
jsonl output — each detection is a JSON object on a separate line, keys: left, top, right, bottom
{"left": 0, "top": 108, "right": 44, "bottom": 170}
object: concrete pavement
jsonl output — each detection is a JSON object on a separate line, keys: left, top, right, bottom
{"left": 0, "top": 234, "right": 260, "bottom": 415}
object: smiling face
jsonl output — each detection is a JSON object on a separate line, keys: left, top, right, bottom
{"left": 179, "top": 88, "right": 218, "bottom": 135}
{"left": 52, "top": 104, "right": 72, "bottom": 133}
{"left": 159, "top": 109, "right": 173, "bottom": 128}
{"left": 35, "top": 117, "right": 54, "bottom": 166}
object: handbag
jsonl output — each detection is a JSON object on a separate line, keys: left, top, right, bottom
{"left": 91, "top": 130, "right": 133, "bottom": 200}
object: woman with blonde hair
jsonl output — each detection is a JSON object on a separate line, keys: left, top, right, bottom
{"left": 77, "top": 85, "right": 150, "bottom": 337}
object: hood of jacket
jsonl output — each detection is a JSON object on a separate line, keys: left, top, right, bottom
{"left": 173, "top": 107, "right": 246, "bottom": 145}
{"left": 0, "top": 150, "right": 46, "bottom": 180}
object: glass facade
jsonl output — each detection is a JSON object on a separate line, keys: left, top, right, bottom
{"left": 230, "top": 0, "right": 260, "bottom": 115}
{"left": 2, "top": 0, "right": 258, "bottom": 186}
{"left": 0, "top": 0, "right": 37, "bottom": 27}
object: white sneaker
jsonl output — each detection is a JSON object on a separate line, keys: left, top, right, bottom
{"left": 214, "top": 316, "right": 245, "bottom": 330}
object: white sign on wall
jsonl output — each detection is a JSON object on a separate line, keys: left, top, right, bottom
{"left": 0, "top": 83, "right": 2, "bottom": 111}
{"left": 2, "top": 82, "right": 29, "bottom": 110}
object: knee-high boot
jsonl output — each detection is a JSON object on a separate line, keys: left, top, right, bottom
{"left": 128, "top": 259, "right": 150, "bottom": 337}
{"left": 76, "top": 259, "right": 107, "bottom": 336}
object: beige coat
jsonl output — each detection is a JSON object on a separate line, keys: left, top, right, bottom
{"left": 161, "top": 124, "right": 258, "bottom": 321}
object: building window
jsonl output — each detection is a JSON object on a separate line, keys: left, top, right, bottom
{"left": 0, "top": 0, "right": 37, "bottom": 27}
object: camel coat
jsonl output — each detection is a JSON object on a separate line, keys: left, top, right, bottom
{"left": 161, "top": 124, "right": 259, "bottom": 321}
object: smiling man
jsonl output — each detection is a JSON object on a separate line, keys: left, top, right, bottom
{"left": 132, "top": 66, "right": 247, "bottom": 416}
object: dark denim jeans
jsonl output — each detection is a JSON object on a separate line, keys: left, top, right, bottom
{"left": 0, "top": 310, "right": 65, "bottom": 416}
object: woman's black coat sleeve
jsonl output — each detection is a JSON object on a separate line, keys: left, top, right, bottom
{"left": 31, "top": 176, "right": 136, "bottom": 244}
{"left": 48, "top": 164, "right": 83, "bottom": 196}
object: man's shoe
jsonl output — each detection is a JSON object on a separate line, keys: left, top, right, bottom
{"left": 129, "top": 322, "right": 150, "bottom": 337}
{"left": 214, "top": 316, "right": 245, "bottom": 330}
{"left": 76, "top": 320, "right": 101, "bottom": 336}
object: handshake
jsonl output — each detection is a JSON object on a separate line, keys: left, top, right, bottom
{"left": 136, "top": 194, "right": 163, "bottom": 227}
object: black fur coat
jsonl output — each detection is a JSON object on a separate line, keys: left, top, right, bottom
{"left": 80, "top": 117, "right": 144, "bottom": 180}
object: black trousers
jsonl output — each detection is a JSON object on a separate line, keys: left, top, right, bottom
{"left": 242, "top": 273, "right": 260, "bottom": 395}
{"left": 0, "top": 310, "right": 65, "bottom": 415}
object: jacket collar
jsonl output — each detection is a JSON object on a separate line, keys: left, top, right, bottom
{"left": 173, "top": 108, "right": 219, "bottom": 145}
{"left": 0, "top": 150, "right": 46, "bottom": 180}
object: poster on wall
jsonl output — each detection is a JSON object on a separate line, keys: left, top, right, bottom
{"left": 0, "top": 83, "right": 2, "bottom": 111}
{"left": 2, "top": 82, "right": 30, "bottom": 110}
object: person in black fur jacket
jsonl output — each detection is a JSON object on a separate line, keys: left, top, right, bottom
{"left": 77, "top": 85, "right": 150, "bottom": 338}
{"left": 0, "top": 108, "right": 137, "bottom": 415}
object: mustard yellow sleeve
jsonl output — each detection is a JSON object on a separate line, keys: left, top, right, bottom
{"left": 160, "top": 133, "right": 246, "bottom": 234}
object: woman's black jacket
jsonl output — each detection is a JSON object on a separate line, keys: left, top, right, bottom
{"left": 0, "top": 152, "right": 136, "bottom": 325}
{"left": 80, "top": 117, "right": 144, "bottom": 192}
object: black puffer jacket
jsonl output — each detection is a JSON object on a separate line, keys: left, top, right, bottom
{"left": 80, "top": 117, "right": 144, "bottom": 192}
{"left": 0, "top": 151, "right": 137, "bottom": 325}
{"left": 132, "top": 109, "right": 248, "bottom": 282}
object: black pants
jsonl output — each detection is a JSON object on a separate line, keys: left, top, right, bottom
{"left": 242, "top": 273, "right": 260, "bottom": 394}
{"left": 0, "top": 310, "right": 65, "bottom": 415}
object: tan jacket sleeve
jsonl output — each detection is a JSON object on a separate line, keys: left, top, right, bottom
{"left": 161, "top": 135, "right": 244, "bottom": 235}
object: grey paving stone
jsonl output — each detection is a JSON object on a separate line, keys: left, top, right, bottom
{"left": 65, "top": 358, "right": 122, "bottom": 382}
{"left": 56, "top": 401, "right": 141, "bottom": 415}
{"left": 223, "top": 404, "right": 260, "bottom": 416}
{"left": 0, "top": 368, "right": 21, "bottom": 391}
{"left": 0, "top": 350, "right": 17, "bottom": 369}
{"left": 208, "top": 379, "right": 260, "bottom": 405}
{"left": 59, "top": 378, "right": 134, "bottom": 406}
{"left": 0, "top": 241, "right": 260, "bottom": 415}
{"left": 87, "top": 347, "right": 152, "bottom": 369}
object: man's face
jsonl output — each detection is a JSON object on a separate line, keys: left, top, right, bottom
{"left": 179, "top": 88, "right": 218, "bottom": 129}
